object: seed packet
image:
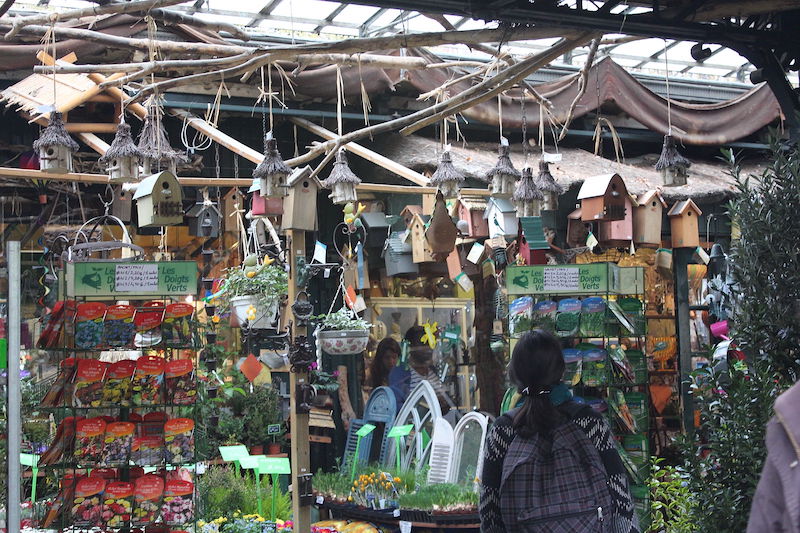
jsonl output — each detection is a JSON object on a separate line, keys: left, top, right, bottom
{"left": 579, "top": 297, "right": 607, "bottom": 338}
{"left": 104, "top": 304, "right": 136, "bottom": 348}
{"left": 562, "top": 348, "right": 583, "bottom": 386}
{"left": 508, "top": 297, "right": 533, "bottom": 337}
{"left": 532, "top": 300, "right": 558, "bottom": 333}
{"left": 73, "top": 359, "right": 108, "bottom": 408}
{"left": 103, "top": 481, "right": 134, "bottom": 528}
{"left": 555, "top": 298, "right": 582, "bottom": 337}
{"left": 101, "top": 422, "right": 136, "bottom": 467}
{"left": 608, "top": 342, "right": 635, "bottom": 383}
{"left": 41, "top": 473, "right": 82, "bottom": 528}
{"left": 581, "top": 348, "right": 608, "bottom": 387}
{"left": 40, "top": 357, "right": 77, "bottom": 407}
{"left": 165, "top": 359, "right": 196, "bottom": 405}
{"left": 608, "top": 388, "right": 637, "bottom": 433}
{"left": 102, "top": 360, "right": 136, "bottom": 407}
{"left": 75, "top": 302, "right": 107, "bottom": 349}
{"left": 141, "top": 411, "right": 169, "bottom": 437}
{"left": 91, "top": 468, "right": 118, "bottom": 480}
{"left": 74, "top": 417, "right": 108, "bottom": 466}
{"left": 37, "top": 300, "right": 72, "bottom": 349}
{"left": 132, "top": 475, "right": 165, "bottom": 526}
{"left": 40, "top": 416, "right": 82, "bottom": 466}
{"left": 72, "top": 476, "right": 107, "bottom": 527}
{"left": 161, "top": 480, "right": 194, "bottom": 526}
{"left": 162, "top": 303, "right": 195, "bottom": 347}
{"left": 130, "top": 356, "right": 165, "bottom": 406}
{"left": 132, "top": 435, "right": 164, "bottom": 467}
{"left": 617, "top": 297, "right": 645, "bottom": 335}
{"left": 164, "top": 418, "right": 194, "bottom": 464}
{"left": 134, "top": 302, "right": 166, "bottom": 348}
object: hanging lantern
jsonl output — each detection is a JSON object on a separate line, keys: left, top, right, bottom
{"left": 254, "top": 133, "right": 291, "bottom": 198}
{"left": 33, "top": 111, "right": 79, "bottom": 173}
{"left": 512, "top": 166, "right": 543, "bottom": 217}
{"left": 485, "top": 140, "right": 520, "bottom": 198}
{"left": 429, "top": 149, "right": 464, "bottom": 199}
{"left": 100, "top": 122, "right": 143, "bottom": 184}
{"left": 534, "top": 159, "right": 563, "bottom": 211}
{"left": 322, "top": 148, "right": 361, "bottom": 205}
{"left": 137, "top": 99, "right": 188, "bottom": 175}
{"left": 655, "top": 134, "right": 691, "bottom": 186}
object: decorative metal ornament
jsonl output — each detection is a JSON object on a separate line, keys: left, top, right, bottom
{"left": 486, "top": 141, "right": 520, "bottom": 198}
{"left": 322, "top": 149, "right": 361, "bottom": 205}
{"left": 512, "top": 166, "right": 543, "bottom": 217}
{"left": 254, "top": 134, "right": 291, "bottom": 198}
{"left": 534, "top": 159, "right": 563, "bottom": 211}
{"left": 291, "top": 291, "right": 314, "bottom": 326}
{"left": 100, "top": 122, "right": 143, "bottom": 183}
{"left": 33, "top": 111, "right": 79, "bottom": 173}
{"left": 289, "top": 335, "right": 315, "bottom": 373}
{"left": 137, "top": 99, "right": 188, "bottom": 175}
{"left": 656, "top": 134, "right": 691, "bottom": 186}
{"left": 429, "top": 149, "right": 464, "bottom": 199}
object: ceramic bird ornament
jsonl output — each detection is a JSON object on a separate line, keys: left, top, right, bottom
{"left": 343, "top": 202, "right": 366, "bottom": 228}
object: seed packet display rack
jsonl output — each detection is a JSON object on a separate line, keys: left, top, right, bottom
{"left": 506, "top": 263, "right": 651, "bottom": 525}
{"left": 36, "top": 260, "right": 200, "bottom": 533}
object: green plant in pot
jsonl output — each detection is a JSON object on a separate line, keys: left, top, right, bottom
{"left": 219, "top": 255, "right": 288, "bottom": 329}
{"left": 240, "top": 384, "right": 282, "bottom": 454}
{"left": 314, "top": 307, "right": 371, "bottom": 355}
{"left": 309, "top": 364, "right": 340, "bottom": 407}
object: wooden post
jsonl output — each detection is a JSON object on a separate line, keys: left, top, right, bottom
{"left": 673, "top": 247, "right": 694, "bottom": 434}
{"left": 286, "top": 229, "right": 311, "bottom": 531}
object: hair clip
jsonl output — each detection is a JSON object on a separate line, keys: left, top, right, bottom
{"left": 521, "top": 387, "right": 530, "bottom": 396}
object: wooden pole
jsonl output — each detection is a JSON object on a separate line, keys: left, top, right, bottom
{"left": 286, "top": 229, "right": 311, "bottom": 532}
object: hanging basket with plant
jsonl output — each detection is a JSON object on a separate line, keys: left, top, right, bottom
{"left": 314, "top": 308, "right": 371, "bottom": 355}
{"left": 218, "top": 255, "right": 288, "bottom": 329}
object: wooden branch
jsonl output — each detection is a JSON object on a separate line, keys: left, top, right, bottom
{"left": 33, "top": 54, "right": 255, "bottom": 75}
{"left": 4, "top": 0, "right": 187, "bottom": 40}
{"left": 295, "top": 53, "right": 428, "bottom": 69}
{"left": 417, "top": 65, "right": 491, "bottom": 101}
{"left": 599, "top": 35, "right": 645, "bottom": 45}
{"left": 169, "top": 109, "right": 263, "bottom": 164}
{"left": 147, "top": 7, "right": 251, "bottom": 41}
{"left": 400, "top": 33, "right": 595, "bottom": 136}
{"left": 558, "top": 37, "right": 599, "bottom": 141}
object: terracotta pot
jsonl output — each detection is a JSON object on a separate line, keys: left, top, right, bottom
{"left": 317, "top": 329, "right": 369, "bottom": 355}
{"left": 267, "top": 442, "right": 281, "bottom": 455}
{"left": 249, "top": 445, "right": 264, "bottom": 455}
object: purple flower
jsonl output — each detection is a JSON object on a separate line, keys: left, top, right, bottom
{"left": 332, "top": 370, "right": 340, "bottom": 377}
{"left": 309, "top": 362, "right": 318, "bottom": 370}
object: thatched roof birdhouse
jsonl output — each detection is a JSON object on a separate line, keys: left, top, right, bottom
{"left": 100, "top": 122, "right": 143, "bottom": 184}
{"left": 322, "top": 149, "right": 361, "bottom": 205}
{"left": 426, "top": 191, "right": 458, "bottom": 261}
{"left": 254, "top": 134, "right": 292, "bottom": 198}
{"left": 137, "top": 102, "right": 188, "bottom": 175}
{"left": 486, "top": 141, "right": 520, "bottom": 198}
{"left": 656, "top": 134, "right": 691, "bottom": 186}
{"left": 33, "top": 111, "right": 79, "bottom": 173}
{"left": 534, "top": 160, "right": 563, "bottom": 211}
{"left": 512, "top": 166, "right": 544, "bottom": 217}
{"left": 429, "top": 149, "right": 464, "bottom": 199}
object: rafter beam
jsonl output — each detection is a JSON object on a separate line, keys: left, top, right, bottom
{"left": 246, "top": 0, "right": 282, "bottom": 28}
{"left": 635, "top": 39, "right": 679, "bottom": 68}
{"left": 314, "top": 4, "right": 347, "bottom": 34}
{"left": 359, "top": 7, "right": 387, "bottom": 36}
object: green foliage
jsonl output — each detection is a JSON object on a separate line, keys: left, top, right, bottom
{"left": 647, "top": 457, "right": 694, "bottom": 533}
{"left": 313, "top": 307, "right": 371, "bottom": 331}
{"left": 218, "top": 264, "right": 288, "bottom": 313}
{"left": 239, "top": 384, "right": 283, "bottom": 448}
{"left": 197, "top": 466, "right": 291, "bottom": 522}
{"left": 398, "top": 483, "right": 478, "bottom": 512}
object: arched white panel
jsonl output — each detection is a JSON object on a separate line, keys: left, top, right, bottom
{"left": 385, "top": 380, "right": 442, "bottom": 473}
{"left": 427, "top": 418, "right": 455, "bottom": 484}
{"left": 450, "top": 412, "right": 489, "bottom": 485}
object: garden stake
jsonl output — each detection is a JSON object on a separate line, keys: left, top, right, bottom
{"left": 350, "top": 424, "right": 376, "bottom": 482}
{"left": 387, "top": 424, "right": 413, "bottom": 472}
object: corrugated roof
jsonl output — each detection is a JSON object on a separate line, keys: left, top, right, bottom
{"left": 519, "top": 216, "right": 549, "bottom": 250}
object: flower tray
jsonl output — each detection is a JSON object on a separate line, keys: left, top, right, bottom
{"left": 399, "top": 509, "right": 434, "bottom": 524}
{"left": 321, "top": 501, "right": 397, "bottom": 524}
{"left": 433, "top": 511, "right": 480, "bottom": 525}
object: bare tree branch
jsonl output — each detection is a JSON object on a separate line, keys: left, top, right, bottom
{"left": 558, "top": 37, "right": 599, "bottom": 141}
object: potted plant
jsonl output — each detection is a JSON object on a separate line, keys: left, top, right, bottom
{"left": 240, "top": 384, "right": 282, "bottom": 454}
{"left": 309, "top": 365, "right": 340, "bottom": 407}
{"left": 315, "top": 307, "right": 371, "bottom": 355}
{"left": 219, "top": 255, "right": 288, "bottom": 329}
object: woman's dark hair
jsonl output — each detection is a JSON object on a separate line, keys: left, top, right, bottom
{"left": 368, "top": 337, "right": 401, "bottom": 389}
{"left": 508, "top": 329, "right": 566, "bottom": 437}
{"left": 404, "top": 325, "right": 426, "bottom": 347}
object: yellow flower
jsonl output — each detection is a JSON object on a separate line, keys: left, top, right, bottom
{"left": 393, "top": 477, "right": 401, "bottom": 483}
{"left": 255, "top": 518, "right": 265, "bottom": 522}
{"left": 212, "top": 315, "right": 220, "bottom": 324}
{"left": 198, "top": 521, "right": 206, "bottom": 527}
{"left": 347, "top": 496, "right": 353, "bottom": 502}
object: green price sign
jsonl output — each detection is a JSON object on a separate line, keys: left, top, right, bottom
{"left": 259, "top": 457, "right": 291, "bottom": 475}
{"left": 67, "top": 261, "right": 197, "bottom": 297}
{"left": 267, "top": 424, "right": 282, "bottom": 435}
{"left": 219, "top": 445, "right": 249, "bottom": 462}
{"left": 387, "top": 424, "right": 413, "bottom": 438}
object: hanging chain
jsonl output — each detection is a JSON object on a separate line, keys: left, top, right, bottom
{"left": 234, "top": 153, "right": 239, "bottom": 179}
{"left": 214, "top": 143, "right": 221, "bottom": 180}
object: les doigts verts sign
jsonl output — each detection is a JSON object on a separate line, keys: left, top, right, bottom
{"left": 507, "top": 264, "right": 612, "bottom": 295}
{"left": 68, "top": 261, "right": 197, "bottom": 297}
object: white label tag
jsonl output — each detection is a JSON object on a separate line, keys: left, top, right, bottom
{"left": 353, "top": 295, "right": 367, "bottom": 313}
{"left": 379, "top": 498, "right": 386, "bottom": 509}
{"left": 695, "top": 246, "right": 710, "bottom": 265}
{"left": 455, "top": 272, "right": 474, "bottom": 292}
{"left": 393, "top": 509, "right": 401, "bottom": 518}
{"left": 316, "top": 495, "right": 324, "bottom": 505}
{"left": 467, "top": 242, "right": 484, "bottom": 264}
{"left": 542, "top": 151, "right": 562, "bottom": 163}
{"left": 399, "top": 521, "right": 412, "bottom": 533}
{"left": 313, "top": 241, "right": 327, "bottom": 263}
{"left": 586, "top": 232, "right": 599, "bottom": 250}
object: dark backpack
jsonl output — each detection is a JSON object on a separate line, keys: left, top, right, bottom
{"left": 499, "top": 403, "right": 613, "bottom": 532}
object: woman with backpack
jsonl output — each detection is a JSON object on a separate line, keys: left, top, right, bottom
{"left": 479, "top": 329, "right": 639, "bottom": 532}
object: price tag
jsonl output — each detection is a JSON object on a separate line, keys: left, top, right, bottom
{"left": 316, "top": 495, "right": 324, "bottom": 505}
{"left": 379, "top": 498, "right": 386, "bottom": 509}
{"left": 393, "top": 509, "right": 401, "bottom": 518}
{"left": 399, "top": 520, "right": 412, "bottom": 533}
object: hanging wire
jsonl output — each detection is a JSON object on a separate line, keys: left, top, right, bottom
{"left": 268, "top": 62, "right": 274, "bottom": 133}
{"left": 663, "top": 39, "right": 673, "bottom": 134}
{"left": 336, "top": 66, "right": 346, "bottom": 137}
{"left": 497, "top": 93, "right": 503, "bottom": 142}
{"left": 521, "top": 90, "right": 529, "bottom": 166}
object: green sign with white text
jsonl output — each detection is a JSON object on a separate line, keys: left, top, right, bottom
{"left": 67, "top": 261, "right": 197, "bottom": 297}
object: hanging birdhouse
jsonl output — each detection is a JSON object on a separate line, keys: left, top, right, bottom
{"left": 485, "top": 197, "right": 518, "bottom": 239}
{"left": 249, "top": 178, "right": 284, "bottom": 217}
{"left": 452, "top": 197, "right": 489, "bottom": 237}
{"left": 32, "top": 111, "right": 79, "bottom": 174}
{"left": 382, "top": 230, "right": 419, "bottom": 277}
{"left": 100, "top": 122, "right": 142, "bottom": 184}
{"left": 577, "top": 173, "right": 628, "bottom": 222}
{"left": 400, "top": 205, "right": 423, "bottom": 228}
{"left": 668, "top": 199, "right": 702, "bottom": 248}
{"left": 517, "top": 217, "right": 550, "bottom": 265}
{"left": 408, "top": 212, "right": 435, "bottom": 263}
{"left": 132, "top": 170, "right": 184, "bottom": 227}
{"left": 112, "top": 185, "right": 133, "bottom": 223}
{"left": 137, "top": 100, "right": 188, "bottom": 175}
{"left": 426, "top": 191, "right": 458, "bottom": 262}
{"left": 186, "top": 202, "right": 222, "bottom": 238}
{"left": 322, "top": 149, "right": 361, "bottom": 205}
{"left": 254, "top": 135, "right": 292, "bottom": 198}
{"left": 534, "top": 160, "right": 563, "bottom": 211}
{"left": 429, "top": 150, "right": 464, "bottom": 199}
{"left": 567, "top": 207, "right": 590, "bottom": 248}
{"left": 633, "top": 190, "right": 667, "bottom": 248}
{"left": 361, "top": 211, "right": 392, "bottom": 248}
{"left": 598, "top": 193, "right": 638, "bottom": 248}
{"left": 283, "top": 166, "right": 321, "bottom": 231}
{"left": 485, "top": 141, "right": 520, "bottom": 198}
{"left": 656, "top": 135, "right": 691, "bottom": 186}
{"left": 512, "top": 166, "right": 543, "bottom": 218}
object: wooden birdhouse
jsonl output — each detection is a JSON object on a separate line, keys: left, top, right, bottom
{"left": 534, "top": 160, "right": 563, "bottom": 211}
{"left": 567, "top": 207, "right": 589, "bottom": 248}
{"left": 453, "top": 197, "right": 489, "bottom": 237}
{"left": 578, "top": 173, "right": 629, "bottom": 222}
{"left": 598, "top": 194, "right": 638, "bottom": 248}
{"left": 400, "top": 205, "right": 423, "bottom": 228}
{"left": 633, "top": 190, "right": 667, "bottom": 248}
{"left": 383, "top": 231, "right": 419, "bottom": 277}
{"left": 485, "top": 197, "right": 518, "bottom": 239}
{"left": 132, "top": 170, "right": 184, "bottom": 227}
{"left": 322, "top": 149, "right": 361, "bottom": 205}
{"left": 100, "top": 123, "right": 142, "bottom": 184}
{"left": 283, "top": 166, "right": 321, "bottom": 231}
{"left": 33, "top": 112, "right": 79, "bottom": 174}
{"left": 512, "top": 167, "right": 543, "bottom": 218}
{"left": 426, "top": 191, "right": 458, "bottom": 261}
{"left": 254, "top": 136, "right": 292, "bottom": 198}
{"left": 186, "top": 202, "right": 222, "bottom": 238}
{"left": 112, "top": 185, "right": 133, "bottom": 223}
{"left": 408, "top": 213, "right": 435, "bottom": 263}
{"left": 362, "top": 211, "right": 392, "bottom": 248}
{"left": 249, "top": 179, "right": 284, "bottom": 217}
{"left": 517, "top": 217, "right": 551, "bottom": 265}
{"left": 485, "top": 141, "right": 520, "bottom": 198}
{"left": 668, "top": 199, "right": 702, "bottom": 248}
